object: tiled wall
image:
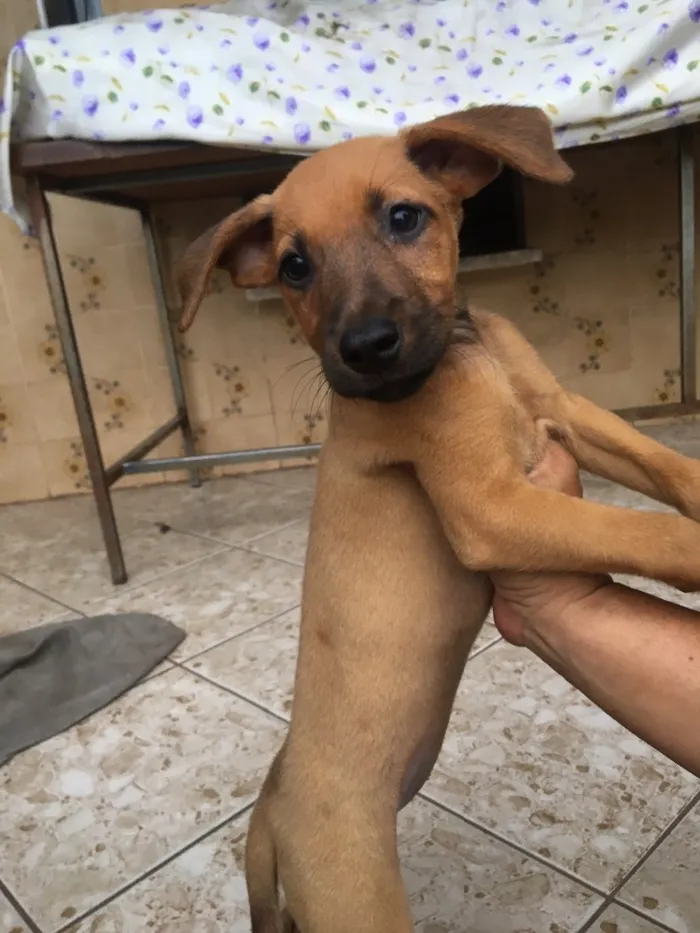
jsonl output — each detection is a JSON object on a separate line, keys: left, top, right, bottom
{"left": 0, "top": 0, "right": 698, "bottom": 504}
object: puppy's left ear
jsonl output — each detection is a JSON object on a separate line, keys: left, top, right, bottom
{"left": 403, "top": 105, "right": 573, "bottom": 200}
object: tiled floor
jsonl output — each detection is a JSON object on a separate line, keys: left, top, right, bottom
{"left": 1, "top": 422, "right": 700, "bottom": 933}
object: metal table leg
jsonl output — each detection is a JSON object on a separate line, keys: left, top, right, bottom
{"left": 679, "top": 124, "right": 697, "bottom": 405}
{"left": 141, "top": 208, "right": 201, "bottom": 487}
{"left": 27, "top": 179, "right": 128, "bottom": 585}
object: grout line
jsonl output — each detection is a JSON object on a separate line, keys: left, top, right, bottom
{"left": 237, "top": 543, "right": 305, "bottom": 569}
{"left": 171, "top": 603, "right": 300, "bottom": 667}
{"left": 607, "top": 789, "right": 700, "bottom": 916}
{"left": 174, "top": 662, "right": 291, "bottom": 726}
{"left": 609, "top": 900, "right": 681, "bottom": 933}
{"left": 0, "top": 571, "right": 88, "bottom": 619}
{"left": 143, "top": 517, "right": 304, "bottom": 554}
{"left": 573, "top": 789, "right": 700, "bottom": 933}
{"left": 0, "top": 877, "right": 43, "bottom": 933}
{"left": 467, "top": 631, "right": 502, "bottom": 661}
{"left": 54, "top": 803, "right": 256, "bottom": 933}
{"left": 415, "top": 794, "right": 608, "bottom": 898}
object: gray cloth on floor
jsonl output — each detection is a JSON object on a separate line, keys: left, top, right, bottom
{"left": 0, "top": 613, "right": 185, "bottom": 767}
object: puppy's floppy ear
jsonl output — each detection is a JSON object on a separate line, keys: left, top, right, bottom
{"left": 403, "top": 105, "right": 573, "bottom": 200}
{"left": 177, "top": 194, "right": 275, "bottom": 333}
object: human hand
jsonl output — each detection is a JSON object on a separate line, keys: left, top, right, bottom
{"left": 490, "top": 442, "right": 611, "bottom": 646}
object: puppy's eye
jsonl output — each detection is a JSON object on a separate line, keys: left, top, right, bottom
{"left": 387, "top": 203, "right": 426, "bottom": 241}
{"left": 279, "top": 251, "right": 312, "bottom": 288}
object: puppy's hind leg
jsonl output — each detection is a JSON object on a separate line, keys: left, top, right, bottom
{"left": 246, "top": 788, "right": 287, "bottom": 933}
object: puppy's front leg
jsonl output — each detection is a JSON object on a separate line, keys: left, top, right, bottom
{"left": 418, "top": 459, "right": 700, "bottom": 590}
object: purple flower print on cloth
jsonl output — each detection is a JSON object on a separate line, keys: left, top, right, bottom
{"left": 285, "top": 96, "right": 298, "bottom": 114}
{"left": 158, "top": 46, "right": 169, "bottom": 56}
{"left": 246, "top": 17, "right": 259, "bottom": 27}
{"left": 398, "top": 23, "right": 415, "bottom": 38}
{"left": 73, "top": 70, "right": 85, "bottom": 87}
{"left": 351, "top": 40, "right": 363, "bottom": 50}
{"left": 467, "top": 63, "right": 483, "bottom": 78}
{"left": 267, "top": 63, "right": 277, "bottom": 72}
{"left": 51, "top": 109, "right": 63, "bottom": 121}
{"left": 0, "top": 98, "right": 5, "bottom": 117}
{"left": 445, "top": 93, "right": 460, "bottom": 105}
{"left": 187, "top": 105, "right": 203, "bottom": 128}
{"left": 83, "top": 96, "right": 99, "bottom": 117}
{"left": 221, "top": 39, "right": 232, "bottom": 48}
{"left": 456, "top": 48, "right": 468, "bottom": 61}
{"left": 178, "top": 81, "right": 191, "bottom": 100}
{"left": 667, "top": 104, "right": 681, "bottom": 118}
{"left": 435, "top": 75, "right": 447, "bottom": 85}
{"left": 556, "top": 74, "right": 572, "bottom": 87}
{"left": 254, "top": 34, "right": 270, "bottom": 51}
{"left": 342, "top": 131, "right": 353, "bottom": 141}
{"left": 690, "top": 1, "right": 700, "bottom": 24}
{"left": 301, "top": 43, "right": 311, "bottom": 53}
{"left": 227, "top": 64, "right": 243, "bottom": 83}
{"left": 153, "top": 118, "right": 166, "bottom": 130}
{"left": 578, "top": 45, "right": 594, "bottom": 56}
{"left": 327, "top": 63, "right": 340, "bottom": 73}
{"left": 407, "top": 64, "right": 417, "bottom": 72}
{"left": 564, "top": 33, "right": 577, "bottom": 43}
{"left": 615, "top": 85, "right": 627, "bottom": 102}
{"left": 113, "top": 24, "right": 125, "bottom": 35}
{"left": 262, "top": 134, "right": 274, "bottom": 144}
{"left": 359, "top": 56, "right": 376, "bottom": 73}
{"left": 335, "top": 86, "right": 351, "bottom": 99}
{"left": 146, "top": 16, "right": 163, "bottom": 32}
{"left": 120, "top": 48, "right": 136, "bottom": 67}
{"left": 394, "top": 111, "right": 407, "bottom": 125}
{"left": 48, "top": 35, "right": 60, "bottom": 45}
{"left": 129, "top": 101, "right": 139, "bottom": 111}
{"left": 235, "top": 116, "right": 245, "bottom": 126}
{"left": 296, "top": 14, "right": 310, "bottom": 26}
{"left": 663, "top": 48, "right": 678, "bottom": 68}
{"left": 294, "top": 123, "right": 311, "bottom": 145}
{"left": 505, "top": 25, "right": 520, "bottom": 37}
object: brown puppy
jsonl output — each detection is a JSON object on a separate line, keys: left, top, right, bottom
{"left": 178, "top": 106, "right": 700, "bottom": 933}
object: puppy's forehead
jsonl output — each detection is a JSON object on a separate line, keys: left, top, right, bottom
{"left": 272, "top": 135, "right": 421, "bottom": 241}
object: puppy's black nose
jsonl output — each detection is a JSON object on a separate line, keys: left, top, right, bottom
{"left": 339, "top": 318, "right": 402, "bottom": 374}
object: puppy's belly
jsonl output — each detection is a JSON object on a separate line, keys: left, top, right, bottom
{"left": 398, "top": 732, "right": 443, "bottom": 810}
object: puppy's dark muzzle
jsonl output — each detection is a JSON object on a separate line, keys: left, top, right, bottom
{"left": 339, "top": 317, "right": 403, "bottom": 376}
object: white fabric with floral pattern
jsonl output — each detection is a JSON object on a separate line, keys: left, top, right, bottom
{"left": 1, "top": 0, "right": 699, "bottom": 232}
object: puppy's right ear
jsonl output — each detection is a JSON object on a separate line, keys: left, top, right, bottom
{"left": 177, "top": 195, "right": 275, "bottom": 332}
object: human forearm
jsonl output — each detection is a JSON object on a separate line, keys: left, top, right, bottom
{"left": 523, "top": 581, "right": 700, "bottom": 777}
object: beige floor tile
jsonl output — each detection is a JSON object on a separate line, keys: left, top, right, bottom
{"left": 247, "top": 465, "right": 317, "bottom": 493}
{"left": 470, "top": 617, "right": 501, "bottom": 657}
{"left": 0, "top": 575, "right": 71, "bottom": 637}
{"left": 114, "top": 472, "right": 315, "bottom": 546}
{"left": 618, "top": 801, "right": 700, "bottom": 933}
{"left": 185, "top": 608, "right": 299, "bottom": 719}
{"left": 249, "top": 519, "right": 309, "bottom": 566}
{"left": 68, "top": 798, "right": 600, "bottom": 933}
{"left": 589, "top": 905, "right": 671, "bottom": 932}
{"left": 423, "top": 642, "right": 698, "bottom": 891}
{"left": 67, "top": 812, "right": 254, "bottom": 933}
{"left": 0, "top": 668, "right": 284, "bottom": 932}
{"left": 0, "top": 896, "right": 32, "bottom": 933}
{"left": 402, "top": 798, "right": 601, "bottom": 931}
{"left": 96, "top": 548, "right": 302, "bottom": 662}
{"left": 0, "top": 495, "right": 229, "bottom": 613}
